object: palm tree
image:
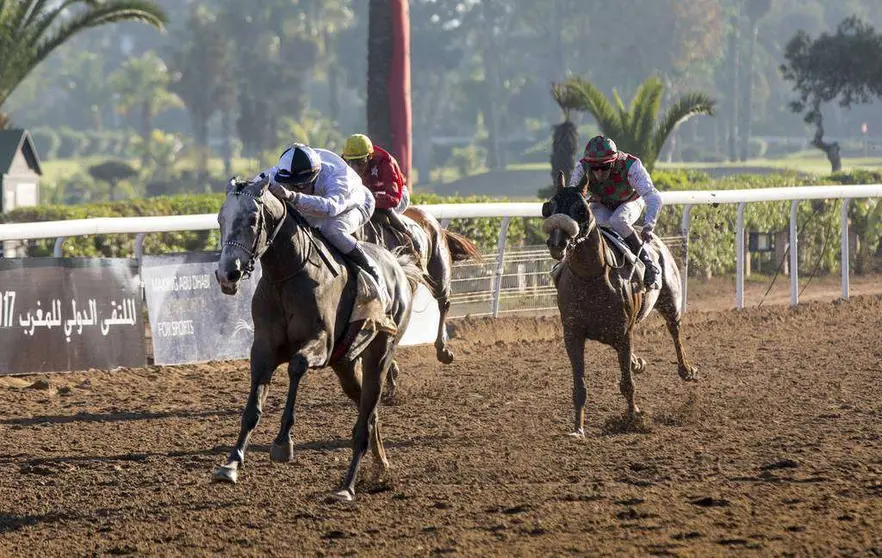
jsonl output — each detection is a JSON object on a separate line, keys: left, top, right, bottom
{"left": 0, "top": 0, "right": 166, "bottom": 129}
{"left": 550, "top": 81, "right": 582, "bottom": 183}
{"left": 565, "top": 75, "right": 716, "bottom": 172}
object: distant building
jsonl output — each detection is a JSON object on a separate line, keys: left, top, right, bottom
{"left": 0, "top": 129, "right": 42, "bottom": 212}
{"left": 0, "top": 129, "right": 43, "bottom": 257}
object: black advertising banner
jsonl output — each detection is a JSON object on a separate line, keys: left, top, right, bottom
{"left": 0, "top": 258, "right": 147, "bottom": 375}
{"left": 141, "top": 253, "right": 258, "bottom": 365}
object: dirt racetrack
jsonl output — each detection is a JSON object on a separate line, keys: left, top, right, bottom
{"left": 2, "top": 294, "right": 882, "bottom": 556}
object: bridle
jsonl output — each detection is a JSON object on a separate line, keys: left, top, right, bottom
{"left": 557, "top": 211, "right": 597, "bottom": 263}
{"left": 223, "top": 186, "right": 288, "bottom": 278}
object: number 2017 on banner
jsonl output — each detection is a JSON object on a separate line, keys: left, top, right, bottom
{"left": 1, "top": 291, "right": 15, "bottom": 328}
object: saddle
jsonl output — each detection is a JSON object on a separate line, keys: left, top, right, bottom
{"left": 550, "top": 226, "right": 656, "bottom": 291}
{"left": 598, "top": 226, "right": 644, "bottom": 277}
{"left": 296, "top": 224, "right": 396, "bottom": 365}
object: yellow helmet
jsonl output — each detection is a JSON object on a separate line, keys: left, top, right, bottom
{"left": 342, "top": 134, "right": 374, "bottom": 160}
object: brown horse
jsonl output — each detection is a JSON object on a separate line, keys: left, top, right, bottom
{"left": 542, "top": 172, "right": 698, "bottom": 435}
{"left": 361, "top": 206, "right": 482, "bottom": 364}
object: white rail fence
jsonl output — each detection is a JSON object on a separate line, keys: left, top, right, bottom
{"left": 1, "top": 185, "right": 882, "bottom": 314}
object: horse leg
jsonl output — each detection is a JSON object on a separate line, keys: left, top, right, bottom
{"left": 657, "top": 293, "right": 699, "bottom": 382}
{"left": 269, "top": 355, "right": 309, "bottom": 463}
{"left": 664, "top": 314, "right": 699, "bottom": 382}
{"left": 333, "top": 336, "right": 394, "bottom": 502}
{"left": 214, "top": 346, "right": 277, "bottom": 483}
{"left": 383, "top": 359, "right": 401, "bottom": 405}
{"left": 616, "top": 336, "right": 641, "bottom": 418}
{"left": 333, "top": 359, "right": 387, "bottom": 465}
{"left": 434, "top": 295, "right": 454, "bottom": 364}
{"left": 563, "top": 329, "right": 588, "bottom": 437}
{"left": 427, "top": 246, "right": 455, "bottom": 364}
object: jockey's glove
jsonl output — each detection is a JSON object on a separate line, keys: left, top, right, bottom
{"left": 641, "top": 225, "right": 654, "bottom": 242}
{"left": 268, "top": 182, "right": 299, "bottom": 205}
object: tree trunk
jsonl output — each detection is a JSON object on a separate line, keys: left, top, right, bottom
{"left": 727, "top": 20, "right": 740, "bottom": 162}
{"left": 191, "top": 108, "right": 210, "bottom": 183}
{"left": 551, "top": 119, "right": 578, "bottom": 183}
{"left": 221, "top": 105, "right": 233, "bottom": 178}
{"left": 810, "top": 112, "right": 842, "bottom": 173}
{"left": 739, "top": 21, "right": 758, "bottom": 161}
{"left": 482, "top": 1, "right": 504, "bottom": 171}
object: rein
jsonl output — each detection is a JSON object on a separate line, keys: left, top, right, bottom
{"left": 223, "top": 188, "right": 288, "bottom": 278}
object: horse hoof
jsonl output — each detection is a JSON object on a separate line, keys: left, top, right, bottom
{"left": 213, "top": 465, "right": 238, "bottom": 484}
{"left": 567, "top": 429, "right": 585, "bottom": 439}
{"left": 270, "top": 442, "right": 294, "bottom": 463}
{"left": 679, "top": 365, "right": 699, "bottom": 382}
{"left": 437, "top": 348, "right": 454, "bottom": 364}
{"left": 332, "top": 488, "right": 355, "bottom": 502}
{"left": 632, "top": 358, "right": 647, "bottom": 374}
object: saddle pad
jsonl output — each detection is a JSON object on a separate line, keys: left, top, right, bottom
{"left": 328, "top": 283, "right": 398, "bottom": 365}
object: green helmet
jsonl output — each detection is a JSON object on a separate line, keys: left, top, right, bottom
{"left": 584, "top": 135, "right": 618, "bottom": 164}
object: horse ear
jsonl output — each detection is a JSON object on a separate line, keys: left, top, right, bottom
{"left": 226, "top": 177, "right": 238, "bottom": 193}
{"left": 555, "top": 171, "right": 566, "bottom": 192}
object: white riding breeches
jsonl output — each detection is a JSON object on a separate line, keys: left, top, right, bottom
{"left": 589, "top": 198, "right": 646, "bottom": 239}
{"left": 319, "top": 193, "right": 375, "bottom": 254}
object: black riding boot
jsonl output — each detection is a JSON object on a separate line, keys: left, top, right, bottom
{"left": 625, "top": 233, "right": 660, "bottom": 289}
{"left": 346, "top": 244, "right": 389, "bottom": 307}
{"left": 347, "top": 244, "right": 386, "bottom": 290}
{"left": 380, "top": 208, "right": 417, "bottom": 252}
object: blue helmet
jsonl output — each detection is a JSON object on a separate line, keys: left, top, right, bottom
{"left": 274, "top": 143, "right": 321, "bottom": 186}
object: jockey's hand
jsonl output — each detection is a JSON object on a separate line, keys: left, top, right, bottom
{"left": 267, "top": 181, "right": 291, "bottom": 200}
{"left": 268, "top": 181, "right": 297, "bottom": 203}
{"left": 641, "top": 226, "right": 654, "bottom": 243}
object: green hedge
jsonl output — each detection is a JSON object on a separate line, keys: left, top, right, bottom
{"left": 1, "top": 195, "right": 223, "bottom": 258}
{"left": 1, "top": 192, "right": 526, "bottom": 257}
{"left": 651, "top": 169, "right": 882, "bottom": 276}
{"left": 3, "top": 171, "right": 880, "bottom": 276}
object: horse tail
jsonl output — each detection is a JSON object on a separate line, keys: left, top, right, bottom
{"left": 393, "top": 247, "right": 430, "bottom": 293}
{"left": 443, "top": 229, "right": 483, "bottom": 263}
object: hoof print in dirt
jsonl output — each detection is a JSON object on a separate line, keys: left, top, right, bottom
{"left": 690, "top": 496, "right": 730, "bottom": 507}
{"left": 761, "top": 459, "right": 800, "bottom": 471}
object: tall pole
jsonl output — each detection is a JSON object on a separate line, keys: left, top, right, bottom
{"left": 368, "top": 0, "right": 412, "bottom": 183}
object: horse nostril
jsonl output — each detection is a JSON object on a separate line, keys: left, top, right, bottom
{"left": 225, "top": 269, "right": 242, "bottom": 283}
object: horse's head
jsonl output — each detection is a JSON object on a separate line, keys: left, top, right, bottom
{"left": 216, "top": 177, "right": 274, "bottom": 295}
{"left": 541, "top": 171, "right": 594, "bottom": 260}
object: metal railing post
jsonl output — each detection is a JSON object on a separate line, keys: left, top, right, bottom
{"left": 135, "top": 232, "right": 147, "bottom": 263}
{"left": 790, "top": 200, "right": 799, "bottom": 306}
{"left": 491, "top": 217, "right": 512, "bottom": 318}
{"left": 53, "top": 237, "right": 65, "bottom": 257}
{"left": 736, "top": 202, "right": 747, "bottom": 309}
{"left": 841, "top": 198, "right": 851, "bottom": 300}
{"left": 679, "top": 204, "right": 693, "bottom": 314}
{"left": 440, "top": 218, "right": 451, "bottom": 230}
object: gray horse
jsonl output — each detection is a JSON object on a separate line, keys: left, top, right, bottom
{"left": 212, "top": 178, "right": 422, "bottom": 501}
{"left": 542, "top": 172, "right": 698, "bottom": 435}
